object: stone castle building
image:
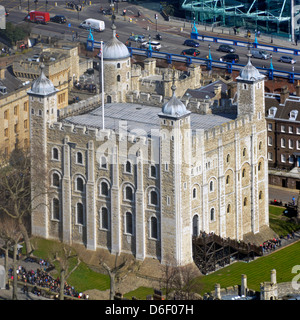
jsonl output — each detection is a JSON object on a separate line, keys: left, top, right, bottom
{"left": 29, "top": 24, "right": 269, "bottom": 266}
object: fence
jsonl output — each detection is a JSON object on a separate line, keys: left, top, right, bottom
{"left": 128, "top": 47, "right": 300, "bottom": 83}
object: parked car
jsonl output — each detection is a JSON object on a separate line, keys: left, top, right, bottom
{"left": 141, "top": 41, "right": 161, "bottom": 51}
{"left": 220, "top": 53, "right": 239, "bottom": 63}
{"left": 181, "top": 48, "right": 200, "bottom": 56}
{"left": 50, "top": 15, "right": 67, "bottom": 23}
{"left": 279, "top": 56, "right": 296, "bottom": 64}
{"left": 183, "top": 39, "right": 200, "bottom": 47}
{"left": 217, "top": 44, "right": 235, "bottom": 53}
{"left": 128, "top": 35, "right": 145, "bottom": 43}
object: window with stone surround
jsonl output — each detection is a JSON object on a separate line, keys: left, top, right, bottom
{"left": 192, "top": 215, "right": 199, "bottom": 236}
{"left": 100, "top": 181, "right": 109, "bottom": 197}
{"left": 76, "top": 151, "right": 83, "bottom": 164}
{"left": 52, "top": 147, "right": 59, "bottom": 160}
{"left": 76, "top": 177, "right": 84, "bottom": 192}
{"left": 124, "top": 185, "right": 134, "bottom": 201}
{"left": 52, "top": 172, "right": 60, "bottom": 187}
{"left": 149, "top": 189, "right": 158, "bottom": 206}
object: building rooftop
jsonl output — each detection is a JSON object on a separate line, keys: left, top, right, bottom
{"left": 63, "top": 102, "right": 236, "bottom": 136}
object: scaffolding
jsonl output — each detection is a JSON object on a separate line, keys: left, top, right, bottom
{"left": 181, "top": 0, "right": 293, "bottom": 38}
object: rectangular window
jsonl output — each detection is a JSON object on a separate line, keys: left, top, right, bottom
{"left": 268, "top": 123, "right": 272, "bottom": 131}
{"left": 289, "top": 126, "right": 293, "bottom": 134}
{"left": 4, "top": 128, "right": 8, "bottom": 137}
{"left": 268, "top": 152, "right": 273, "bottom": 161}
{"left": 4, "top": 110, "right": 8, "bottom": 120}
{"left": 24, "top": 101, "right": 28, "bottom": 112}
{"left": 281, "top": 125, "right": 286, "bottom": 133}
{"left": 14, "top": 105, "right": 19, "bottom": 116}
{"left": 14, "top": 123, "right": 18, "bottom": 133}
{"left": 24, "top": 119, "right": 28, "bottom": 129}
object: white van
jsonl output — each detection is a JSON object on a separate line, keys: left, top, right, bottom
{"left": 141, "top": 41, "right": 161, "bottom": 51}
{"left": 251, "top": 48, "right": 270, "bottom": 60}
{"left": 79, "top": 18, "right": 105, "bottom": 32}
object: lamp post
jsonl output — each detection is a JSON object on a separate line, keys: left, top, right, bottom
{"left": 269, "top": 53, "right": 274, "bottom": 80}
{"left": 207, "top": 44, "right": 212, "bottom": 70}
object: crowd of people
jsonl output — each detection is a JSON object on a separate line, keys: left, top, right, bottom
{"left": 260, "top": 232, "right": 296, "bottom": 254}
{"left": 8, "top": 263, "right": 89, "bottom": 300}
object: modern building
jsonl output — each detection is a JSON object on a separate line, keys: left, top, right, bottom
{"left": 181, "top": 0, "right": 298, "bottom": 40}
{"left": 265, "top": 85, "right": 300, "bottom": 189}
{"left": 29, "top": 24, "right": 270, "bottom": 267}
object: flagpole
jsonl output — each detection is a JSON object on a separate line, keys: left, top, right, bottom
{"left": 100, "top": 40, "right": 105, "bottom": 130}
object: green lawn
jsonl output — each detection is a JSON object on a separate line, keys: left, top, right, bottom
{"left": 28, "top": 204, "right": 300, "bottom": 299}
{"left": 191, "top": 240, "right": 300, "bottom": 294}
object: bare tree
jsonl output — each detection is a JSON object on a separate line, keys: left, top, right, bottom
{"left": 46, "top": 241, "right": 80, "bottom": 300}
{"left": 0, "top": 147, "right": 49, "bottom": 256}
{"left": 0, "top": 215, "right": 23, "bottom": 300}
{"left": 99, "top": 253, "right": 140, "bottom": 300}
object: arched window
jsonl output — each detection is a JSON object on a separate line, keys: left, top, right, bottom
{"left": 259, "top": 191, "right": 263, "bottom": 200}
{"left": 52, "top": 173, "right": 60, "bottom": 187}
{"left": 52, "top": 198, "right": 60, "bottom": 220}
{"left": 210, "top": 208, "right": 215, "bottom": 221}
{"left": 243, "top": 148, "right": 246, "bottom": 157}
{"left": 100, "top": 156, "right": 107, "bottom": 169}
{"left": 117, "top": 63, "right": 121, "bottom": 69}
{"left": 209, "top": 180, "right": 214, "bottom": 192}
{"left": 52, "top": 147, "right": 59, "bottom": 160}
{"left": 242, "top": 169, "right": 246, "bottom": 178}
{"left": 76, "top": 177, "right": 84, "bottom": 192}
{"left": 258, "top": 162, "right": 262, "bottom": 171}
{"left": 227, "top": 204, "right": 231, "bottom": 213}
{"left": 101, "top": 207, "right": 109, "bottom": 230}
{"left": 226, "top": 175, "right": 230, "bottom": 184}
{"left": 125, "top": 160, "right": 131, "bottom": 173}
{"left": 125, "top": 186, "right": 133, "bottom": 201}
{"left": 259, "top": 141, "right": 262, "bottom": 150}
{"left": 77, "top": 152, "right": 83, "bottom": 164}
{"left": 192, "top": 187, "right": 197, "bottom": 199}
{"left": 192, "top": 215, "right": 198, "bottom": 236}
{"left": 125, "top": 212, "right": 133, "bottom": 234}
{"left": 244, "top": 197, "right": 247, "bottom": 206}
{"left": 150, "top": 216, "right": 158, "bottom": 239}
{"left": 226, "top": 154, "right": 230, "bottom": 163}
{"left": 107, "top": 96, "right": 112, "bottom": 103}
{"left": 150, "top": 190, "right": 158, "bottom": 206}
{"left": 77, "top": 203, "right": 84, "bottom": 225}
{"left": 117, "top": 75, "right": 121, "bottom": 82}
{"left": 150, "top": 165, "right": 156, "bottom": 178}
{"left": 100, "top": 181, "right": 109, "bottom": 196}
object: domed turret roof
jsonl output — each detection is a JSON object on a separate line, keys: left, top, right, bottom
{"left": 237, "top": 51, "right": 264, "bottom": 82}
{"left": 161, "top": 84, "right": 190, "bottom": 117}
{"left": 28, "top": 63, "right": 57, "bottom": 96}
{"left": 103, "top": 24, "right": 130, "bottom": 60}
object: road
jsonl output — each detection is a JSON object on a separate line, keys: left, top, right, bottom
{"left": 1, "top": 0, "right": 299, "bottom": 74}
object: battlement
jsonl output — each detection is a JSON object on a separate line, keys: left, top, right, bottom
{"left": 58, "top": 94, "right": 101, "bottom": 119}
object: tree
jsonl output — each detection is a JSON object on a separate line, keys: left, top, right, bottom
{"left": 0, "top": 149, "right": 33, "bottom": 255}
{"left": 99, "top": 253, "right": 140, "bottom": 300}
{"left": 0, "top": 147, "right": 49, "bottom": 256}
{"left": 0, "top": 215, "right": 23, "bottom": 300}
{"left": 46, "top": 241, "right": 80, "bottom": 300}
